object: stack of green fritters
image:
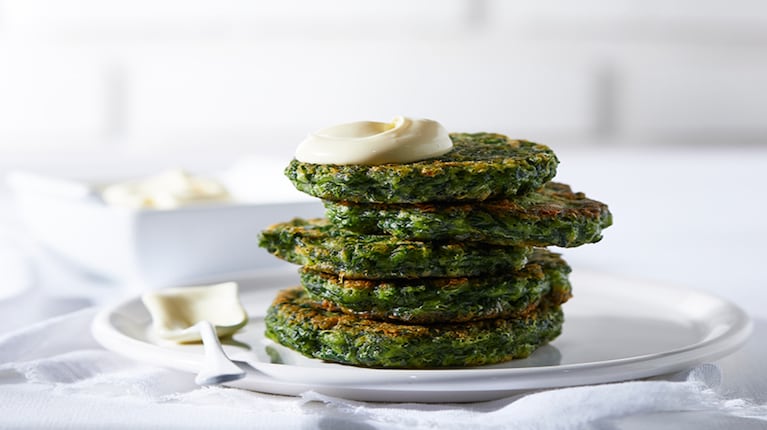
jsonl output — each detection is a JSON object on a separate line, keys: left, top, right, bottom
{"left": 259, "top": 133, "right": 612, "bottom": 369}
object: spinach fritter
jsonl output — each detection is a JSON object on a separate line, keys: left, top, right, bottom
{"left": 324, "top": 182, "right": 612, "bottom": 246}
{"left": 284, "top": 133, "right": 558, "bottom": 203}
{"left": 301, "top": 249, "right": 571, "bottom": 324}
{"left": 258, "top": 218, "right": 532, "bottom": 279}
{"left": 265, "top": 286, "right": 564, "bottom": 368}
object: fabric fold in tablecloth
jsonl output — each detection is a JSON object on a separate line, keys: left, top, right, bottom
{"left": 0, "top": 308, "right": 766, "bottom": 430}
{"left": 301, "top": 365, "right": 767, "bottom": 429}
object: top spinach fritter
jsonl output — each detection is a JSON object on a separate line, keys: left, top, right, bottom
{"left": 285, "top": 133, "right": 559, "bottom": 203}
{"left": 324, "top": 182, "right": 612, "bottom": 246}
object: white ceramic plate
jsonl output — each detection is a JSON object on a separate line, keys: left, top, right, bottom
{"left": 92, "top": 268, "right": 752, "bottom": 402}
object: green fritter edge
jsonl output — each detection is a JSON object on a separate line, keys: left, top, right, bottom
{"left": 258, "top": 218, "right": 532, "bottom": 279}
{"left": 264, "top": 287, "right": 564, "bottom": 368}
{"left": 324, "top": 182, "right": 612, "bottom": 247}
{"left": 285, "top": 133, "right": 559, "bottom": 203}
{"left": 301, "top": 248, "right": 572, "bottom": 324}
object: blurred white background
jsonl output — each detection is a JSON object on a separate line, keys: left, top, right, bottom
{"left": 0, "top": 0, "right": 766, "bottom": 315}
{"left": 0, "top": 0, "right": 766, "bottom": 166}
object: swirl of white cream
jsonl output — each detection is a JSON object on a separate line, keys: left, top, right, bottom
{"left": 294, "top": 116, "right": 453, "bottom": 165}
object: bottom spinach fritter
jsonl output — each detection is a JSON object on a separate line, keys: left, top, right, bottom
{"left": 264, "top": 287, "right": 564, "bottom": 369}
{"left": 301, "top": 248, "right": 572, "bottom": 324}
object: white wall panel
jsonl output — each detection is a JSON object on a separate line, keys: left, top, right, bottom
{"left": 2, "top": 0, "right": 470, "bottom": 39}
{"left": 126, "top": 42, "right": 599, "bottom": 144}
{"left": 487, "top": 0, "right": 767, "bottom": 22}
{"left": 0, "top": 48, "right": 107, "bottom": 140}
{"left": 620, "top": 56, "right": 767, "bottom": 138}
{"left": 0, "top": 1, "right": 765, "bottom": 150}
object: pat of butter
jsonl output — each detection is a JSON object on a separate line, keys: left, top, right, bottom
{"left": 101, "top": 169, "right": 230, "bottom": 210}
{"left": 142, "top": 282, "right": 248, "bottom": 343}
{"left": 295, "top": 116, "right": 453, "bottom": 165}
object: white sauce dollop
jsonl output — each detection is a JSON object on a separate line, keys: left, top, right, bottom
{"left": 295, "top": 116, "right": 453, "bottom": 165}
{"left": 101, "top": 170, "right": 230, "bottom": 210}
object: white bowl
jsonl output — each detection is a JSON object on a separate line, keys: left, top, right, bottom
{"left": 7, "top": 170, "right": 323, "bottom": 287}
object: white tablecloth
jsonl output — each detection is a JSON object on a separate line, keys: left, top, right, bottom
{"left": 1, "top": 146, "right": 767, "bottom": 429}
{"left": 2, "top": 306, "right": 766, "bottom": 430}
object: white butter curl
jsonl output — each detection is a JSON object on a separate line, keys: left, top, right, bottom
{"left": 101, "top": 170, "right": 230, "bottom": 210}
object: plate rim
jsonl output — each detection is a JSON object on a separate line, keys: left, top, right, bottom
{"left": 91, "top": 268, "right": 753, "bottom": 400}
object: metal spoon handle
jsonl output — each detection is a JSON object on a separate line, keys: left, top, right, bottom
{"left": 194, "top": 320, "right": 245, "bottom": 385}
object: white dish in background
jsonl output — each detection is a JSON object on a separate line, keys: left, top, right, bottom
{"left": 92, "top": 268, "right": 752, "bottom": 403}
{"left": 7, "top": 168, "right": 322, "bottom": 287}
